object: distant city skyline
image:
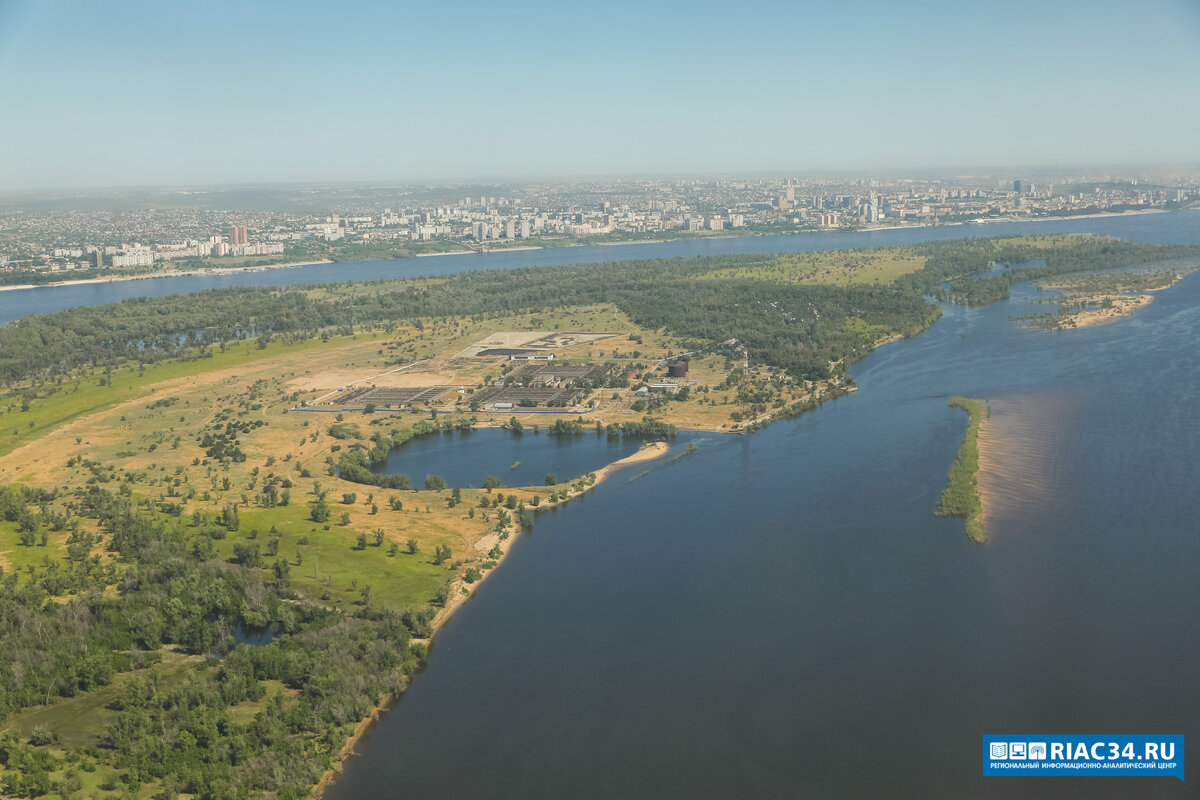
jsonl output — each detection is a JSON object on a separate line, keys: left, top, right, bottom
{"left": 1, "top": 0, "right": 1199, "bottom": 190}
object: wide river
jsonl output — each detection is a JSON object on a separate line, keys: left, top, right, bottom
{"left": 1, "top": 210, "right": 1198, "bottom": 323}
{"left": 320, "top": 211, "right": 1200, "bottom": 799}
{"left": 4, "top": 211, "right": 1198, "bottom": 796}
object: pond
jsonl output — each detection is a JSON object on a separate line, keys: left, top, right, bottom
{"left": 369, "top": 427, "right": 697, "bottom": 489}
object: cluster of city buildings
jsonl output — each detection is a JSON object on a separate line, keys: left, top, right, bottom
{"left": 13, "top": 224, "right": 283, "bottom": 271}
{"left": 269, "top": 175, "right": 1196, "bottom": 247}
{"left": 2, "top": 170, "right": 1197, "bottom": 274}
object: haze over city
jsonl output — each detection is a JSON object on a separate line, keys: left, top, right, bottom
{"left": 1, "top": 0, "right": 1199, "bottom": 189}
{"left": 4, "top": 1, "right": 1200, "bottom": 798}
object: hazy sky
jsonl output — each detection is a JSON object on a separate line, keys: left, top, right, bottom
{"left": 1, "top": 0, "right": 1198, "bottom": 189}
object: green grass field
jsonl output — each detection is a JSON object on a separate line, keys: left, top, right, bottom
{"left": 698, "top": 249, "right": 927, "bottom": 286}
{"left": 0, "top": 336, "right": 345, "bottom": 460}
{"left": 230, "top": 504, "right": 452, "bottom": 611}
{"left": 4, "top": 650, "right": 203, "bottom": 748}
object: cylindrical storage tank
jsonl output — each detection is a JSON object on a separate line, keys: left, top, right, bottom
{"left": 668, "top": 362, "right": 688, "bottom": 377}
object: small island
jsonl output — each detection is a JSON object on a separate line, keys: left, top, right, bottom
{"left": 936, "top": 397, "right": 986, "bottom": 543}
{"left": 1019, "top": 264, "right": 1198, "bottom": 329}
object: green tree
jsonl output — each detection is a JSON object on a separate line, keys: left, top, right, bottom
{"left": 233, "top": 541, "right": 260, "bottom": 567}
{"left": 28, "top": 727, "right": 58, "bottom": 746}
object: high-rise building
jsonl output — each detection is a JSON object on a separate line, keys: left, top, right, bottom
{"left": 1013, "top": 180, "right": 1023, "bottom": 194}
{"left": 227, "top": 225, "right": 248, "bottom": 245}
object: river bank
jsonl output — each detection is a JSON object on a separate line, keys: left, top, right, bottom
{"left": 0, "top": 258, "right": 334, "bottom": 292}
{"left": 414, "top": 245, "right": 544, "bottom": 257}
{"left": 432, "top": 441, "right": 670, "bottom": 627}
{"left": 312, "top": 440, "right": 671, "bottom": 796}
{"left": 5, "top": 210, "right": 1197, "bottom": 327}
{"left": 2, "top": 208, "right": 1177, "bottom": 297}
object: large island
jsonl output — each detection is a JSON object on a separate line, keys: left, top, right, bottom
{"left": 0, "top": 234, "right": 1197, "bottom": 797}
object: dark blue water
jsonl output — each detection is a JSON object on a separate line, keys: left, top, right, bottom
{"left": 3, "top": 210, "right": 1198, "bottom": 323}
{"left": 369, "top": 428, "right": 661, "bottom": 489}
{"left": 326, "top": 268, "right": 1200, "bottom": 797}
{"left": 231, "top": 621, "right": 277, "bottom": 647}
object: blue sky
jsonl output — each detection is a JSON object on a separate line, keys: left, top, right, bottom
{"left": 1, "top": 0, "right": 1198, "bottom": 188}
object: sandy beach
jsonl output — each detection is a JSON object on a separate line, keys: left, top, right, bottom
{"left": 431, "top": 440, "right": 669, "bottom": 628}
{"left": 1062, "top": 294, "right": 1155, "bottom": 328}
{"left": 1046, "top": 267, "right": 1193, "bottom": 328}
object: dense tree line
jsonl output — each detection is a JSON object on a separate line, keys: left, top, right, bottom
{"left": 334, "top": 418, "right": 470, "bottom": 489}
{"left": 3, "top": 236, "right": 1196, "bottom": 387}
{"left": 897, "top": 236, "right": 1200, "bottom": 305}
{"left": 0, "top": 486, "right": 427, "bottom": 798}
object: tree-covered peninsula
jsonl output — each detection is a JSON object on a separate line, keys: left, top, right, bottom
{"left": 0, "top": 234, "right": 1195, "bottom": 796}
